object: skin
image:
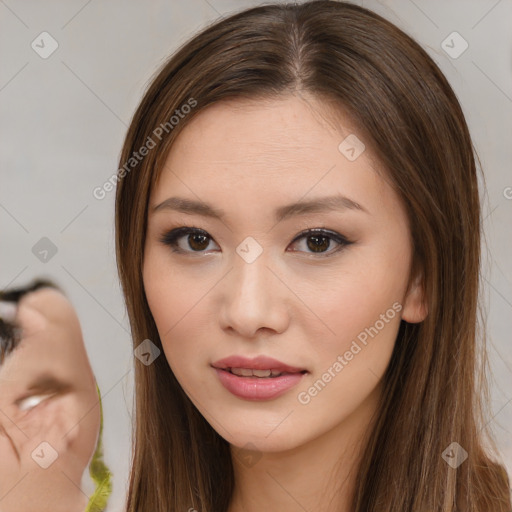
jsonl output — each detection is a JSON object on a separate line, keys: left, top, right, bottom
{"left": 0, "top": 288, "right": 101, "bottom": 512}
{"left": 143, "top": 94, "right": 428, "bottom": 512}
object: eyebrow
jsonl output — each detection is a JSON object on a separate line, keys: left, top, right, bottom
{"left": 152, "top": 194, "right": 369, "bottom": 223}
{"left": 22, "top": 374, "right": 72, "bottom": 397}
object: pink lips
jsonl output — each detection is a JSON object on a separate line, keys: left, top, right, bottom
{"left": 211, "top": 355, "right": 308, "bottom": 401}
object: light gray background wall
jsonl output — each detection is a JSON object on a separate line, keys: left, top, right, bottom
{"left": 1, "top": 1, "right": 511, "bottom": 510}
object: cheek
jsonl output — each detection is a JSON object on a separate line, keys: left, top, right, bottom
{"left": 293, "top": 284, "right": 402, "bottom": 429}
{"left": 303, "top": 291, "right": 402, "bottom": 399}
{"left": 143, "top": 243, "right": 192, "bottom": 334}
{"left": 143, "top": 248, "right": 215, "bottom": 376}
{"left": 294, "top": 247, "right": 407, "bottom": 408}
{"left": 301, "top": 262, "right": 405, "bottom": 351}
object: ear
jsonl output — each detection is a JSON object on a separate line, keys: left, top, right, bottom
{"left": 401, "top": 267, "right": 428, "bottom": 323}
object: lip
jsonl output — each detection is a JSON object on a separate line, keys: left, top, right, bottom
{"left": 211, "top": 355, "right": 306, "bottom": 373}
{"left": 211, "top": 355, "right": 308, "bottom": 401}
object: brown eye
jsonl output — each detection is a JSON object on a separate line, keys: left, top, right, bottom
{"left": 306, "top": 234, "right": 330, "bottom": 252}
{"left": 187, "top": 233, "right": 210, "bottom": 251}
{"left": 160, "top": 226, "right": 352, "bottom": 257}
{"left": 160, "top": 227, "right": 218, "bottom": 254}
{"left": 288, "top": 228, "right": 352, "bottom": 257}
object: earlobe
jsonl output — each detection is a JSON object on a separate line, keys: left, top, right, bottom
{"left": 401, "top": 270, "right": 428, "bottom": 323}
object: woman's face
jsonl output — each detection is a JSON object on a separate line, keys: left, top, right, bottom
{"left": 143, "top": 94, "right": 426, "bottom": 453}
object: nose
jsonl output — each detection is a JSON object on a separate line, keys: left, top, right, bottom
{"left": 218, "top": 253, "right": 290, "bottom": 339}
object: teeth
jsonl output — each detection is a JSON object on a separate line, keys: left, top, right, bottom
{"left": 233, "top": 368, "right": 255, "bottom": 377}
{"left": 229, "top": 368, "right": 283, "bottom": 378}
{"left": 252, "top": 369, "right": 272, "bottom": 377}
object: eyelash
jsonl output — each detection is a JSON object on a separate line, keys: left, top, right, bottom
{"left": 159, "top": 226, "right": 353, "bottom": 258}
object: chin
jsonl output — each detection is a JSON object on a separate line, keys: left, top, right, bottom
{"left": 221, "top": 424, "right": 306, "bottom": 454}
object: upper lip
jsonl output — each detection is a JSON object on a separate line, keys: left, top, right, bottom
{"left": 211, "top": 355, "right": 307, "bottom": 373}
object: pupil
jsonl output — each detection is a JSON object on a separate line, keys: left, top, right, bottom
{"left": 307, "top": 235, "right": 329, "bottom": 253}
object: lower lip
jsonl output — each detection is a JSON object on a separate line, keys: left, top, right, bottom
{"left": 213, "top": 368, "right": 306, "bottom": 401}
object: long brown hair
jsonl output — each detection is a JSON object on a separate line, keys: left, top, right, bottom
{"left": 115, "top": 1, "right": 511, "bottom": 510}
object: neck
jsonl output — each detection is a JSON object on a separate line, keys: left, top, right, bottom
{"left": 227, "top": 384, "right": 380, "bottom": 512}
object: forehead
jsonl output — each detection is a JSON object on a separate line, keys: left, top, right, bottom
{"left": 164, "top": 95, "right": 368, "bottom": 175}
{"left": 151, "top": 95, "right": 399, "bottom": 222}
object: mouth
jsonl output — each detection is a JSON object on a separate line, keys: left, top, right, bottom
{"left": 220, "top": 367, "right": 308, "bottom": 378}
{"left": 211, "top": 355, "right": 309, "bottom": 400}
{"left": 211, "top": 354, "right": 308, "bottom": 375}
